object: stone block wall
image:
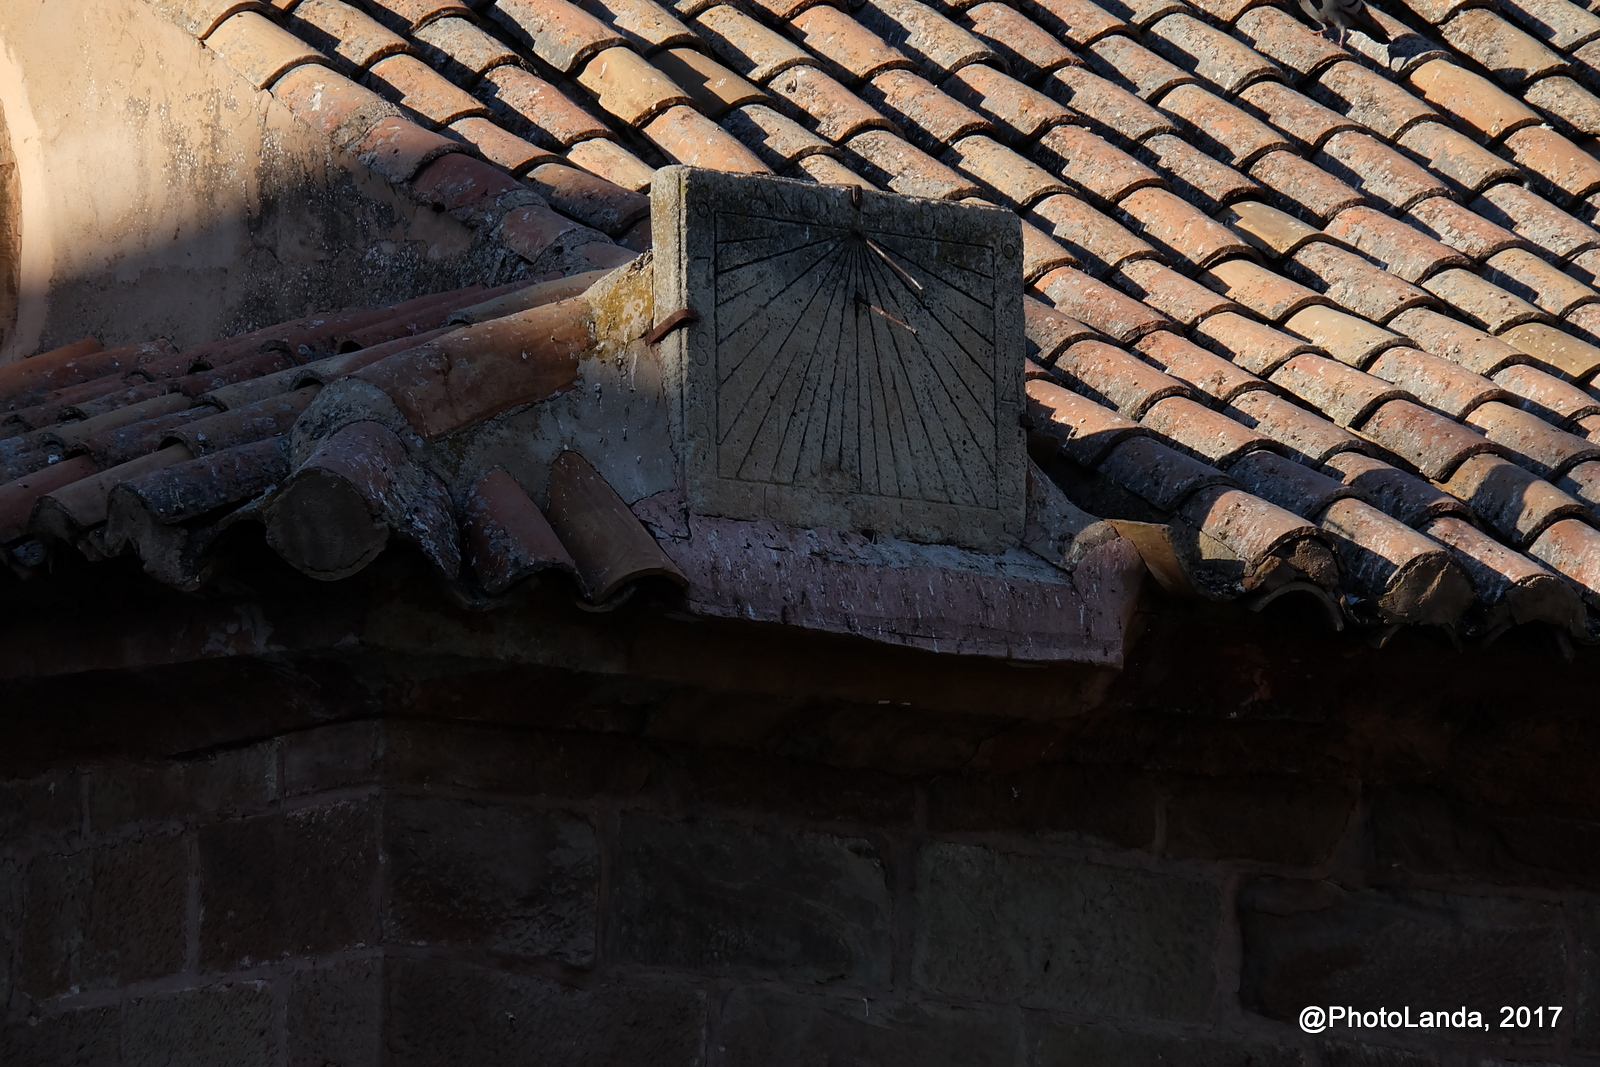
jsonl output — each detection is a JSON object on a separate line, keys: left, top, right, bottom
{"left": 2, "top": 707, "right": 1594, "bottom": 1067}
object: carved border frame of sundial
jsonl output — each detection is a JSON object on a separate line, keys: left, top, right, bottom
{"left": 653, "top": 166, "right": 1026, "bottom": 553}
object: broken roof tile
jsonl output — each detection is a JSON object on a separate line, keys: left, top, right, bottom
{"left": 1321, "top": 495, "right": 1476, "bottom": 624}
{"left": 962, "top": 3, "right": 1078, "bottom": 82}
{"left": 207, "top": 9, "right": 331, "bottom": 89}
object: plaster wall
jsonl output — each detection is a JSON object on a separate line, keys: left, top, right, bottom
{"left": 0, "top": 0, "right": 503, "bottom": 363}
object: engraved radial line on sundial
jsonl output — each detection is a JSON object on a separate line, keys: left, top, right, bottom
{"left": 857, "top": 242, "right": 904, "bottom": 499}
{"left": 716, "top": 239, "right": 848, "bottom": 401}
{"left": 714, "top": 234, "right": 848, "bottom": 345}
{"left": 862, "top": 252, "right": 960, "bottom": 505}
{"left": 790, "top": 254, "right": 856, "bottom": 488}
{"left": 861, "top": 249, "right": 932, "bottom": 501}
{"left": 714, "top": 230, "right": 847, "bottom": 303}
{"left": 771, "top": 257, "right": 855, "bottom": 486}
{"left": 734, "top": 249, "right": 855, "bottom": 483}
{"left": 866, "top": 231, "right": 994, "bottom": 307}
{"left": 867, "top": 231, "right": 996, "bottom": 380}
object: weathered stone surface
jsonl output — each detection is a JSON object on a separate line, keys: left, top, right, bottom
{"left": 914, "top": 843, "right": 1220, "bottom": 1020}
{"left": 386, "top": 958, "right": 705, "bottom": 1067}
{"left": 1319, "top": 1042, "right": 1437, "bottom": 1066}
{"left": 1165, "top": 774, "right": 1357, "bottom": 865}
{"left": 0, "top": 771, "right": 78, "bottom": 844}
{"left": 283, "top": 721, "right": 381, "bottom": 796}
{"left": 385, "top": 796, "right": 598, "bottom": 964}
{"left": 200, "top": 798, "right": 380, "bottom": 969}
{"left": 654, "top": 745, "right": 917, "bottom": 825}
{"left": 610, "top": 814, "right": 892, "bottom": 984}
{"left": 1239, "top": 879, "right": 1565, "bottom": 1028}
{"left": 383, "top": 719, "right": 658, "bottom": 799}
{"left": 1034, "top": 1021, "right": 1307, "bottom": 1065}
{"left": 0, "top": 1007, "right": 120, "bottom": 1067}
{"left": 0, "top": 861, "right": 13, "bottom": 1009}
{"left": 126, "top": 984, "right": 276, "bottom": 1067}
{"left": 925, "top": 763, "right": 1158, "bottom": 846}
{"left": 87, "top": 743, "right": 277, "bottom": 829}
{"left": 651, "top": 165, "right": 1026, "bottom": 552}
{"left": 718, "top": 988, "right": 1022, "bottom": 1065}
{"left": 289, "top": 957, "right": 383, "bottom": 1067}
{"left": 1574, "top": 899, "right": 1600, "bottom": 1052}
{"left": 21, "top": 832, "right": 187, "bottom": 997}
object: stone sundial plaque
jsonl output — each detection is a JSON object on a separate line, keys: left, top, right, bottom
{"left": 652, "top": 166, "right": 1026, "bottom": 553}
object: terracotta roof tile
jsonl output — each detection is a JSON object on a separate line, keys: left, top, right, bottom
{"left": 1225, "top": 387, "right": 1366, "bottom": 462}
{"left": 1033, "top": 125, "right": 1164, "bottom": 204}
{"left": 1145, "top": 12, "right": 1281, "bottom": 94}
{"left": 1135, "top": 329, "right": 1267, "bottom": 402}
{"left": 1317, "top": 130, "right": 1452, "bottom": 213}
{"left": 1157, "top": 84, "right": 1291, "bottom": 169}
{"left": 1023, "top": 0, "right": 1129, "bottom": 47}
{"left": 151, "top": 0, "right": 278, "bottom": 39}
{"left": 721, "top": 102, "right": 838, "bottom": 167}
{"left": 1113, "top": 258, "right": 1245, "bottom": 324}
{"left": 1396, "top": 121, "right": 1525, "bottom": 193}
{"left": 1172, "top": 484, "right": 1335, "bottom": 584}
{"left": 1024, "top": 297, "right": 1099, "bottom": 363}
{"left": 497, "top": 200, "right": 594, "bottom": 260}
{"left": 1493, "top": 362, "right": 1600, "bottom": 424}
{"left": 350, "top": 112, "right": 469, "bottom": 182}
{"left": 792, "top": 4, "right": 917, "bottom": 83}
{"left": 1559, "top": 459, "right": 1600, "bottom": 506}
{"left": 207, "top": 10, "right": 331, "bottom": 90}
{"left": 478, "top": 66, "right": 614, "bottom": 147}
{"left": 1466, "top": 398, "right": 1600, "bottom": 476}
{"left": 367, "top": 53, "right": 491, "bottom": 124}
{"left": 651, "top": 47, "right": 765, "bottom": 118}
{"left": 1119, "top": 186, "right": 1255, "bottom": 268}
{"left": 584, "top": 0, "right": 701, "bottom": 52}
{"left": 740, "top": 0, "right": 832, "bottom": 20}
{"left": 412, "top": 16, "right": 520, "bottom": 81}
{"left": 575, "top": 46, "right": 695, "bottom": 126}
{"left": 44, "top": 394, "right": 194, "bottom": 456}
{"left": 942, "top": 64, "right": 1078, "bottom": 142}
{"left": 645, "top": 104, "right": 772, "bottom": 171}
{"left": 1408, "top": 59, "right": 1542, "bottom": 141}
{"left": 1322, "top": 495, "right": 1477, "bottom": 624}
{"left": 1270, "top": 352, "right": 1410, "bottom": 427}
{"left": 948, "top": 134, "right": 1068, "bottom": 206}
{"left": 1503, "top": 124, "right": 1600, "bottom": 203}
{"left": 1418, "top": 512, "right": 1583, "bottom": 631}
{"left": 1237, "top": 80, "right": 1359, "bottom": 152}
{"left": 273, "top": 63, "right": 399, "bottom": 143}
{"left": 846, "top": 129, "right": 981, "bottom": 197}
{"left": 769, "top": 64, "right": 901, "bottom": 140}
{"left": 1368, "top": 346, "right": 1512, "bottom": 417}
{"left": 1405, "top": 195, "right": 1529, "bottom": 260}
{"left": 1096, "top": 434, "right": 1234, "bottom": 509}
{"left": 565, "top": 137, "right": 657, "bottom": 189}
{"left": 1360, "top": 396, "right": 1507, "bottom": 479}
{"left": 1229, "top": 450, "right": 1352, "bottom": 517}
{"left": 463, "top": 468, "right": 578, "bottom": 594}
{"left": 1524, "top": 75, "right": 1600, "bottom": 137}
{"left": 1316, "top": 62, "right": 1439, "bottom": 142}
{"left": 1137, "top": 135, "right": 1264, "bottom": 214}
{"left": 1249, "top": 150, "right": 1366, "bottom": 223}
{"left": 1142, "top": 395, "right": 1279, "bottom": 465}
{"left": 450, "top": 116, "right": 560, "bottom": 173}
{"left": 1528, "top": 516, "right": 1600, "bottom": 607}
{"left": 792, "top": 151, "right": 873, "bottom": 185}
{"left": 1481, "top": 246, "right": 1600, "bottom": 316}
{"left": 0, "top": 457, "right": 99, "bottom": 544}
{"left": 1219, "top": 199, "right": 1327, "bottom": 259}
{"left": 1182, "top": 0, "right": 1271, "bottom": 21}
{"left": 490, "top": 0, "right": 629, "bottom": 73}
{"left": 1030, "top": 192, "right": 1156, "bottom": 275}
{"left": 692, "top": 5, "right": 816, "bottom": 82}
{"left": 1474, "top": 181, "right": 1600, "bottom": 258}
{"left": 960, "top": 3, "right": 1077, "bottom": 83}
{"left": 1323, "top": 205, "right": 1468, "bottom": 283}
{"left": 1025, "top": 378, "right": 1149, "bottom": 465}
{"left": 1322, "top": 450, "right": 1466, "bottom": 524}
{"left": 1442, "top": 451, "right": 1589, "bottom": 542}
{"left": 1559, "top": 299, "right": 1600, "bottom": 346}
{"left": 1391, "top": 306, "right": 1530, "bottom": 374}
{"left": 856, "top": 0, "right": 1001, "bottom": 76}
{"left": 1422, "top": 266, "right": 1551, "bottom": 333}
{"left": 353, "top": 297, "right": 593, "bottom": 438}
{"left": 865, "top": 70, "right": 995, "bottom": 151}
{"left": 1098, "top": 0, "right": 1191, "bottom": 28}
{"left": 1085, "top": 34, "right": 1197, "bottom": 101}
{"left": 1046, "top": 66, "right": 1179, "bottom": 141}
{"left": 1232, "top": 5, "right": 1349, "bottom": 81}
{"left": 1505, "top": 0, "right": 1600, "bottom": 51}
{"left": 363, "top": 0, "right": 474, "bottom": 31}
{"left": 1034, "top": 265, "right": 1177, "bottom": 340}
{"left": 1441, "top": 9, "right": 1567, "bottom": 86}
{"left": 1200, "top": 256, "right": 1332, "bottom": 322}
{"left": 1052, "top": 338, "right": 1193, "bottom": 416}
{"left": 291, "top": 0, "right": 413, "bottom": 73}
{"left": 33, "top": 445, "right": 195, "bottom": 548}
